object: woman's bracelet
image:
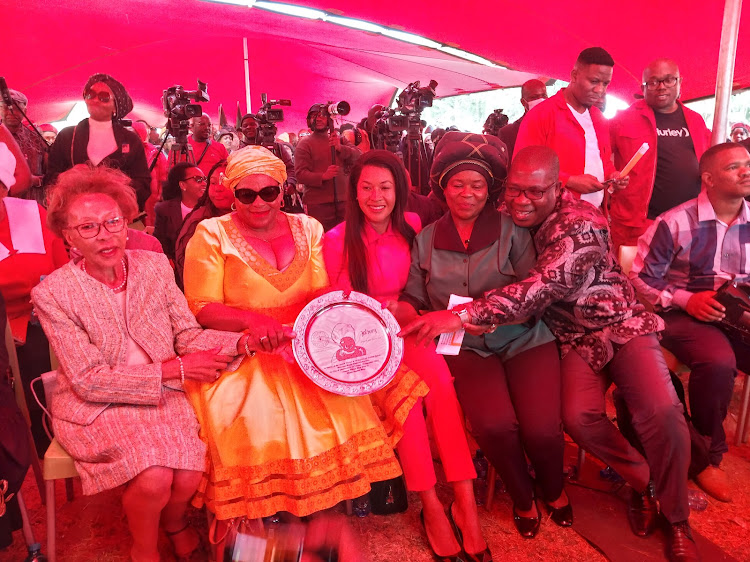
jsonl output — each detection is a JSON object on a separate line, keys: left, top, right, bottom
{"left": 177, "top": 356, "right": 185, "bottom": 385}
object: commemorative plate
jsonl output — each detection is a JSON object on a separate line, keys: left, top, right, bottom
{"left": 292, "top": 290, "right": 403, "bottom": 396}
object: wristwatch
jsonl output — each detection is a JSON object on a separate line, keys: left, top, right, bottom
{"left": 451, "top": 306, "right": 471, "bottom": 324}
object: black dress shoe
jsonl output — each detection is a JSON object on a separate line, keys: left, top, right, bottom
{"left": 420, "top": 509, "right": 467, "bottom": 562}
{"left": 512, "top": 504, "right": 541, "bottom": 539}
{"left": 542, "top": 500, "right": 573, "bottom": 527}
{"left": 447, "top": 503, "right": 493, "bottom": 562}
{"left": 627, "top": 487, "right": 658, "bottom": 537}
{"left": 669, "top": 521, "right": 700, "bottom": 562}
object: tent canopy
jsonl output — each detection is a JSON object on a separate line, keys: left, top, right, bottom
{"left": 3, "top": 0, "right": 748, "bottom": 131}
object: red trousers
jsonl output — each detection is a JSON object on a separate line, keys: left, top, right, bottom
{"left": 396, "top": 336, "right": 476, "bottom": 491}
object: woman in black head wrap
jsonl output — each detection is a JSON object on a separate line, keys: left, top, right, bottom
{"left": 45, "top": 73, "right": 151, "bottom": 212}
{"left": 393, "top": 132, "right": 570, "bottom": 540}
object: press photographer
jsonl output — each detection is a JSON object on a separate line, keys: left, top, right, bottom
{"left": 295, "top": 101, "right": 360, "bottom": 230}
{"left": 239, "top": 94, "right": 297, "bottom": 201}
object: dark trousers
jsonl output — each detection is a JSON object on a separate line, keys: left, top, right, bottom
{"left": 305, "top": 202, "right": 346, "bottom": 232}
{"left": 661, "top": 310, "right": 750, "bottom": 466}
{"left": 446, "top": 341, "right": 564, "bottom": 511}
{"left": 561, "top": 334, "right": 690, "bottom": 523}
{"left": 16, "top": 321, "right": 52, "bottom": 455}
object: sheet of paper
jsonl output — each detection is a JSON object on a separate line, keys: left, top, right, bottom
{"left": 435, "top": 294, "right": 474, "bottom": 356}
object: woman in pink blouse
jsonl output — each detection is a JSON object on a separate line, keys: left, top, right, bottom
{"left": 324, "top": 151, "right": 489, "bottom": 562}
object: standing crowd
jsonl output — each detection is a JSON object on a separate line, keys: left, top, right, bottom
{"left": 2, "top": 45, "right": 750, "bottom": 562}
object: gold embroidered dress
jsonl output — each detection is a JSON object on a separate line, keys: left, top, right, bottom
{"left": 183, "top": 212, "right": 425, "bottom": 520}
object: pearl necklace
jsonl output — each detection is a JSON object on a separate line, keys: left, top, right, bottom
{"left": 82, "top": 258, "right": 128, "bottom": 292}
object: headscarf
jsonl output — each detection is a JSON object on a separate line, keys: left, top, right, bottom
{"left": 429, "top": 132, "right": 509, "bottom": 201}
{"left": 222, "top": 145, "right": 287, "bottom": 192}
{"left": 5, "top": 89, "right": 27, "bottom": 106}
{"left": 83, "top": 73, "right": 133, "bottom": 120}
{"left": 131, "top": 121, "right": 149, "bottom": 142}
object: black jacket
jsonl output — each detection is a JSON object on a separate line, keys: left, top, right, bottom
{"left": 46, "top": 119, "right": 151, "bottom": 211}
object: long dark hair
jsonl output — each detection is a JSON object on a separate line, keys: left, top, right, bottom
{"left": 188, "top": 159, "right": 228, "bottom": 216}
{"left": 344, "top": 150, "right": 415, "bottom": 294}
{"left": 162, "top": 162, "right": 196, "bottom": 201}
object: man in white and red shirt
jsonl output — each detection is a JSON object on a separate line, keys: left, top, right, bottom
{"left": 514, "top": 47, "right": 627, "bottom": 210}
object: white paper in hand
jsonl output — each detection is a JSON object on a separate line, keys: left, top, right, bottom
{"left": 435, "top": 294, "right": 474, "bottom": 355}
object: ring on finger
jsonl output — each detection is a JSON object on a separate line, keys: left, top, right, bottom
{"left": 260, "top": 335, "right": 269, "bottom": 343}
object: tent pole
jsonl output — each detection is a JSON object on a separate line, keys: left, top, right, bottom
{"left": 243, "top": 37, "right": 252, "bottom": 113}
{"left": 711, "top": 0, "right": 743, "bottom": 145}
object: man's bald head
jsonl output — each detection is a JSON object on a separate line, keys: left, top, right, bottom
{"left": 511, "top": 146, "right": 560, "bottom": 180}
{"left": 505, "top": 146, "right": 561, "bottom": 228}
{"left": 520, "top": 80, "right": 548, "bottom": 113}
{"left": 642, "top": 58, "right": 681, "bottom": 113}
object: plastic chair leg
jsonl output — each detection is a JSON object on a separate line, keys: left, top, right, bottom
{"left": 485, "top": 466, "right": 496, "bottom": 511}
{"left": 46, "top": 479, "right": 56, "bottom": 562}
{"left": 16, "top": 490, "right": 37, "bottom": 547}
{"left": 736, "top": 373, "right": 750, "bottom": 446}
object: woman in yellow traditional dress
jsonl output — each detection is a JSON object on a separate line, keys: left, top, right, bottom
{"left": 183, "top": 145, "right": 426, "bottom": 523}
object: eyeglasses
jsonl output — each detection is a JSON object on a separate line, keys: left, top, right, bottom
{"left": 66, "top": 216, "right": 126, "bottom": 239}
{"left": 235, "top": 185, "right": 281, "bottom": 205}
{"left": 503, "top": 181, "right": 557, "bottom": 201}
{"left": 183, "top": 175, "right": 207, "bottom": 184}
{"left": 84, "top": 91, "right": 112, "bottom": 103}
{"left": 643, "top": 76, "right": 679, "bottom": 90}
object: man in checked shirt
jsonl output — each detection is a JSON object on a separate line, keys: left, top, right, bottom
{"left": 630, "top": 142, "right": 750, "bottom": 504}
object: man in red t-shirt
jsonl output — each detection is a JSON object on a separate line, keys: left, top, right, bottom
{"left": 185, "top": 114, "right": 228, "bottom": 173}
{"left": 514, "top": 47, "right": 628, "bottom": 210}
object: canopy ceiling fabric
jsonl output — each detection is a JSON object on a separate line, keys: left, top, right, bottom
{"left": 296, "top": 0, "right": 750, "bottom": 104}
{"left": 2, "top": 0, "right": 539, "bottom": 131}
{"left": 2, "top": 0, "right": 748, "bottom": 131}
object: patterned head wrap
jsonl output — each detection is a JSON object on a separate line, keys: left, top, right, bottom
{"left": 83, "top": 73, "right": 133, "bottom": 120}
{"left": 222, "top": 145, "right": 287, "bottom": 192}
{"left": 429, "top": 132, "right": 509, "bottom": 201}
{"left": 4, "top": 89, "right": 28, "bottom": 106}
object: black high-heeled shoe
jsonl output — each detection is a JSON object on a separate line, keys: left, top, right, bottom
{"left": 512, "top": 503, "right": 541, "bottom": 539}
{"left": 420, "top": 509, "right": 467, "bottom": 562}
{"left": 542, "top": 499, "right": 573, "bottom": 527}
{"left": 447, "top": 503, "right": 493, "bottom": 562}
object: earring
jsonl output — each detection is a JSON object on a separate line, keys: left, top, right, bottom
{"left": 231, "top": 203, "right": 236, "bottom": 211}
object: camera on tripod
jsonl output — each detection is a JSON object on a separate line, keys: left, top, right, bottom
{"left": 162, "top": 80, "right": 209, "bottom": 143}
{"left": 483, "top": 109, "right": 509, "bottom": 137}
{"left": 374, "top": 79, "right": 438, "bottom": 150}
{"left": 253, "top": 93, "right": 291, "bottom": 146}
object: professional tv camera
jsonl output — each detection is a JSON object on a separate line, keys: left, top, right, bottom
{"left": 483, "top": 108, "right": 509, "bottom": 137}
{"left": 162, "top": 80, "right": 209, "bottom": 165}
{"left": 253, "top": 93, "right": 291, "bottom": 146}
{"left": 372, "top": 79, "right": 437, "bottom": 193}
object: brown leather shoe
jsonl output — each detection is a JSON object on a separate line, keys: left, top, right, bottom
{"left": 627, "top": 487, "right": 658, "bottom": 537}
{"left": 695, "top": 466, "right": 731, "bottom": 502}
{"left": 669, "top": 521, "right": 700, "bottom": 562}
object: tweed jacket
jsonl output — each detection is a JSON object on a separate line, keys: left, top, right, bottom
{"left": 31, "top": 250, "right": 240, "bottom": 426}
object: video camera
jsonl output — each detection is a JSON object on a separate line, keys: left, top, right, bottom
{"left": 253, "top": 93, "right": 291, "bottom": 146}
{"left": 373, "top": 79, "right": 437, "bottom": 151}
{"left": 483, "top": 108, "right": 509, "bottom": 137}
{"left": 162, "top": 80, "right": 209, "bottom": 144}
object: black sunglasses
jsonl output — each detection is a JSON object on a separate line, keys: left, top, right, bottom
{"left": 84, "top": 90, "right": 112, "bottom": 103}
{"left": 235, "top": 185, "right": 281, "bottom": 205}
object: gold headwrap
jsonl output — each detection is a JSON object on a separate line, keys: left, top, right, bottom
{"left": 222, "top": 145, "right": 287, "bottom": 192}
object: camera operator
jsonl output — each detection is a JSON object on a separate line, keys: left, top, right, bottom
{"left": 295, "top": 104, "right": 361, "bottom": 231}
{"left": 187, "top": 114, "right": 228, "bottom": 173}
{"left": 46, "top": 73, "right": 151, "bottom": 211}
{"left": 0, "top": 89, "right": 48, "bottom": 203}
{"left": 239, "top": 113, "right": 296, "bottom": 187}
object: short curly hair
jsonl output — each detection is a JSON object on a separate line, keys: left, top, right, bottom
{"left": 46, "top": 164, "right": 139, "bottom": 237}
